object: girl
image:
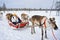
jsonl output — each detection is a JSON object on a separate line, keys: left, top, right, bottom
{"left": 11, "top": 13, "right": 21, "bottom": 25}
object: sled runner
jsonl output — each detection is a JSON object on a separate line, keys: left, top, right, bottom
{"left": 8, "top": 20, "right": 29, "bottom": 29}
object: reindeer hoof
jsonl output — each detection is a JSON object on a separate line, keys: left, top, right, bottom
{"left": 31, "top": 32, "right": 33, "bottom": 34}
{"left": 45, "top": 36, "right": 48, "bottom": 38}
{"left": 34, "top": 31, "right": 36, "bottom": 33}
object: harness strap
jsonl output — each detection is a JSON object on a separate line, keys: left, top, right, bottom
{"left": 44, "top": 19, "right": 46, "bottom": 28}
{"left": 40, "top": 18, "right": 46, "bottom": 28}
{"left": 52, "top": 29, "right": 57, "bottom": 40}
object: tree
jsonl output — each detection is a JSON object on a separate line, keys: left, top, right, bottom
{"left": 0, "top": 7, "right": 2, "bottom": 11}
{"left": 55, "top": 1, "right": 60, "bottom": 16}
{"left": 2, "top": 3, "right": 6, "bottom": 11}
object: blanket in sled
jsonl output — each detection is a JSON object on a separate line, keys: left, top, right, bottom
{"left": 8, "top": 20, "right": 29, "bottom": 29}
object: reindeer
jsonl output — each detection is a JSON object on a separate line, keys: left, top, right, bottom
{"left": 29, "top": 15, "right": 58, "bottom": 40}
{"left": 21, "top": 13, "right": 29, "bottom": 27}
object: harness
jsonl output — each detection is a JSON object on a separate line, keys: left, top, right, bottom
{"left": 40, "top": 18, "right": 46, "bottom": 28}
{"left": 43, "top": 19, "right": 46, "bottom": 28}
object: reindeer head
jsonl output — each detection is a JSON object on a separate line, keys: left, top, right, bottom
{"left": 49, "top": 17, "right": 58, "bottom": 30}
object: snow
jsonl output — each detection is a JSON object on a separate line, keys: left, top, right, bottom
{"left": 0, "top": 11, "right": 60, "bottom": 40}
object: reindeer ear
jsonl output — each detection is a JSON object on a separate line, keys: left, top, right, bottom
{"left": 49, "top": 18, "right": 51, "bottom": 21}
{"left": 53, "top": 17, "right": 55, "bottom": 20}
{"left": 29, "top": 18, "right": 31, "bottom": 21}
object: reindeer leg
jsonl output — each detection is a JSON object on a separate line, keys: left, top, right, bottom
{"left": 45, "top": 28, "right": 47, "bottom": 38}
{"left": 41, "top": 26, "right": 43, "bottom": 40}
{"left": 26, "top": 22, "right": 29, "bottom": 27}
{"left": 31, "top": 26, "right": 33, "bottom": 34}
{"left": 33, "top": 23, "right": 35, "bottom": 33}
{"left": 31, "top": 23, "right": 35, "bottom": 34}
{"left": 33, "top": 26, "right": 35, "bottom": 33}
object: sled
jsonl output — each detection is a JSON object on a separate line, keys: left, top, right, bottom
{"left": 8, "top": 21, "right": 29, "bottom": 29}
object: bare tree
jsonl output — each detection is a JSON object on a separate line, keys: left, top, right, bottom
{"left": 55, "top": 1, "right": 60, "bottom": 16}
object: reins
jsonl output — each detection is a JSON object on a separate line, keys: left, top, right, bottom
{"left": 51, "top": 29, "right": 57, "bottom": 40}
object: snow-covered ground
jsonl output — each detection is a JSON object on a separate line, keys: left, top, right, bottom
{"left": 0, "top": 11, "right": 60, "bottom": 40}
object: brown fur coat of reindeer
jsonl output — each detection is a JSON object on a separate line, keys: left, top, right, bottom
{"left": 21, "top": 13, "right": 29, "bottom": 22}
{"left": 21, "top": 13, "right": 29, "bottom": 27}
{"left": 6, "top": 13, "right": 13, "bottom": 21}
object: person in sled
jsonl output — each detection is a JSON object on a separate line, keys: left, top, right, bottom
{"left": 11, "top": 13, "right": 22, "bottom": 26}
{"left": 6, "top": 13, "right": 28, "bottom": 29}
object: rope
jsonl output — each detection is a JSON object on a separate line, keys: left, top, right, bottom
{"left": 51, "top": 29, "right": 57, "bottom": 40}
{"left": 44, "top": 19, "right": 46, "bottom": 28}
{"left": 50, "top": 0, "right": 57, "bottom": 39}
